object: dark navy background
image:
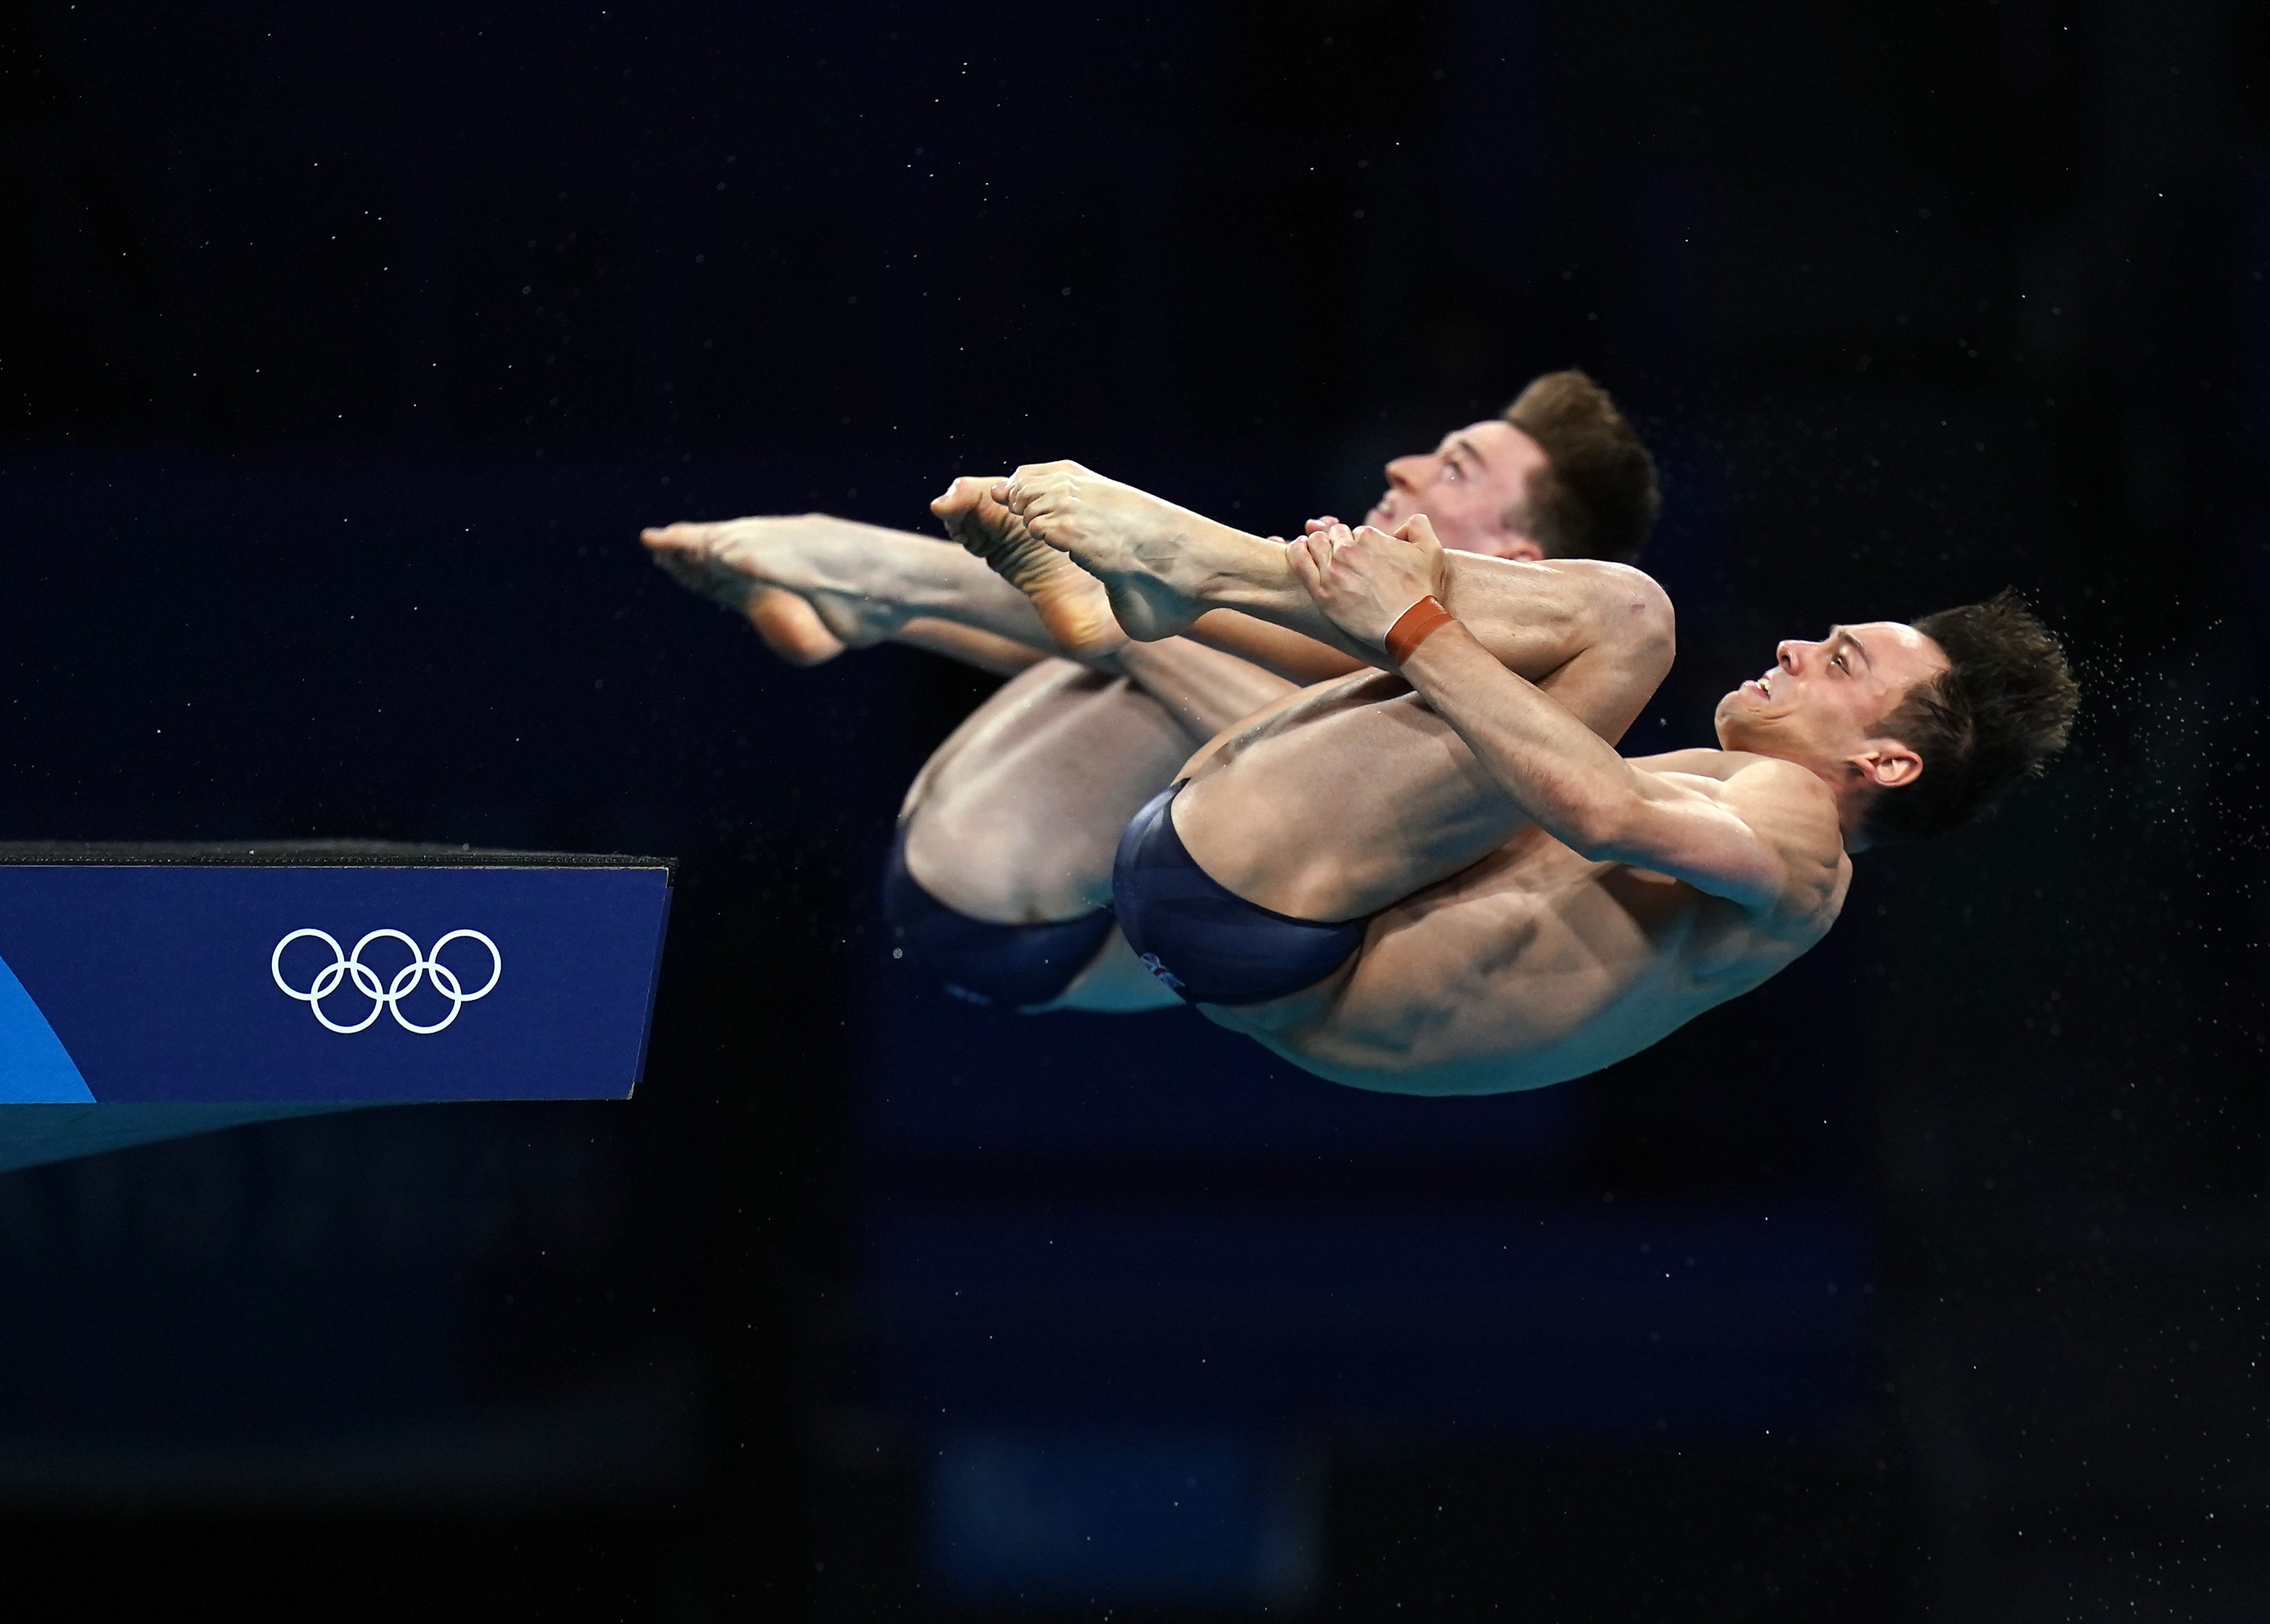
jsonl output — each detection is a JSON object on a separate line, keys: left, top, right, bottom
{"left": 0, "top": 865, "right": 668, "bottom": 1101}
{"left": 3, "top": 2, "right": 2268, "bottom": 1622}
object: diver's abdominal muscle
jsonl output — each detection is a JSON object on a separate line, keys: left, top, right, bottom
{"left": 1224, "top": 850, "right": 1818, "bottom": 1095}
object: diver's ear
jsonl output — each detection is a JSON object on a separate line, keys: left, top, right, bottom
{"left": 1853, "top": 742, "right": 1924, "bottom": 789}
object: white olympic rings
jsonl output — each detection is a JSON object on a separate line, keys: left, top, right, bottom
{"left": 271, "top": 928, "right": 502, "bottom": 1035}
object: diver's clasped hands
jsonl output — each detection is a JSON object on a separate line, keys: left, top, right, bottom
{"left": 1282, "top": 514, "right": 1450, "bottom": 654}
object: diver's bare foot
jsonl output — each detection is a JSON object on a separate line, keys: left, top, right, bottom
{"left": 995, "top": 462, "right": 1274, "bottom": 642}
{"left": 642, "top": 517, "right": 908, "bottom": 651}
{"left": 643, "top": 522, "right": 765, "bottom": 611}
{"left": 644, "top": 525, "right": 840, "bottom": 661}
{"left": 746, "top": 586, "right": 847, "bottom": 665}
{"left": 931, "top": 476, "right": 1127, "bottom": 658}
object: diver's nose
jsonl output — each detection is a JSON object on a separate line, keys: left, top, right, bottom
{"left": 1775, "top": 640, "right": 1804, "bottom": 672}
{"left": 1384, "top": 452, "right": 1430, "bottom": 491}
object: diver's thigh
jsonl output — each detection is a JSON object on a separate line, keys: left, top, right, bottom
{"left": 900, "top": 657, "right": 1099, "bottom": 821}
{"left": 906, "top": 675, "right": 1194, "bottom": 922}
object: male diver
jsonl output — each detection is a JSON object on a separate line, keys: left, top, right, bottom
{"left": 941, "top": 459, "right": 2077, "bottom": 1093}
{"left": 643, "top": 373, "right": 1662, "bottom": 1013}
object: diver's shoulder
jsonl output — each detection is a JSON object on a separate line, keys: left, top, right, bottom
{"left": 1725, "top": 756, "right": 1843, "bottom": 838}
{"left": 1633, "top": 752, "right": 1839, "bottom": 834}
{"left": 1726, "top": 752, "right": 1834, "bottom": 795}
{"left": 1630, "top": 746, "right": 1765, "bottom": 780}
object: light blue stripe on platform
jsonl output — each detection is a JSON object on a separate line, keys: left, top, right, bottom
{"left": 0, "top": 951, "right": 94, "bottom": 1103}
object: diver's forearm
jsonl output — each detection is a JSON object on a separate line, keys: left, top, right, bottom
{"left": 1398, "top": 620, "right": 1645, "bottom": 851}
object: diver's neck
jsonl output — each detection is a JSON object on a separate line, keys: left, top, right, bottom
{"left": 1833, "top": 776, "right": 1878, "bottom": 852}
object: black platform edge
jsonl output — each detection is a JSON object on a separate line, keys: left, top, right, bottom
{"left": 0, "top": 841, "right": 675, "bottom": 878}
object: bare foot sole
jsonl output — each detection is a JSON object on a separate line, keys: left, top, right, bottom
{"left": 994, "top": 461, "right": 1222, "bottom": 642}
{"left": 642, "top": 519, "right": 901, "bottom": 654}
{"left": 745, "top": 586, "right": 846, "bottom": 665}
{"left": 645, "top": 523, "right": 842, "bottom": 663}
{"left": 931, "top": 476, "right": 1127, "bottom": 658}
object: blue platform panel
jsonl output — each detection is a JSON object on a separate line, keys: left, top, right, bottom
{"left": 0, "top": 948, "right": 94, "bottom": 1103}
{"left": 0, "top": 848, "right": 671, "bottom": 1103}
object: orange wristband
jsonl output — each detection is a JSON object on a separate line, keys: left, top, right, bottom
{"left": 1384, "top": 595, "right": 1455, "bottom": 668}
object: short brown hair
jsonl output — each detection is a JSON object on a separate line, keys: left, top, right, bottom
{"left": 1862, "top": 590, "right": 2079, "bottom": 844}
{"left": 1503, "top": 370, "right": 1662, "bottom": 564}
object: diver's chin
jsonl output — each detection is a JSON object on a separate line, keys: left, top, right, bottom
{"left": 1712, "top": 699, "right": 1759, "bottom": 752}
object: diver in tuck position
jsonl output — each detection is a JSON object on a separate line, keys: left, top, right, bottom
{"left": 941, "top": 460, "right": 2077, "bottom": 1094}
{"left": 643, "top": 372, "right": 1663, "bottom": 1013}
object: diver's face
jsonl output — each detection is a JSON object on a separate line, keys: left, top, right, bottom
{"left": 1365, "top": 419, "right": 1548, "bottom": 559}
{"left": 1714, "top": 621, "right": 1949, "bottom": 768}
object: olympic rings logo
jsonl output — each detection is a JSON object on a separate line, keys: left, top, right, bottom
{"left": 271, "top": 929, "right": 502, "bottom": 1035}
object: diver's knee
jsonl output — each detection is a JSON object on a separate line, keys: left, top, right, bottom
{"left": 1592, "top": 563, "right": 1676, "bottom": 668}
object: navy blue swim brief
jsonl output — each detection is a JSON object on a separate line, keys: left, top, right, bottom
{"left": 1111, "top": 782, "right": 1369, "bottom": 1007}
{"left": 881, "top": 824, "right": 1118, "bottom": 1009}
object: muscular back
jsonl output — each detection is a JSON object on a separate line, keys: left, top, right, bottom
{"left": 1209, "top": 750, "right": 1852, "bottom": 1096}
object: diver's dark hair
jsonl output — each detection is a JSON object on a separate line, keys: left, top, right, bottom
{"left": 1861, "top": 590, "right": 2079, "bottom": 845}
{"left": 1503, "top": 370, "right": 1662, "bottom": 564}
